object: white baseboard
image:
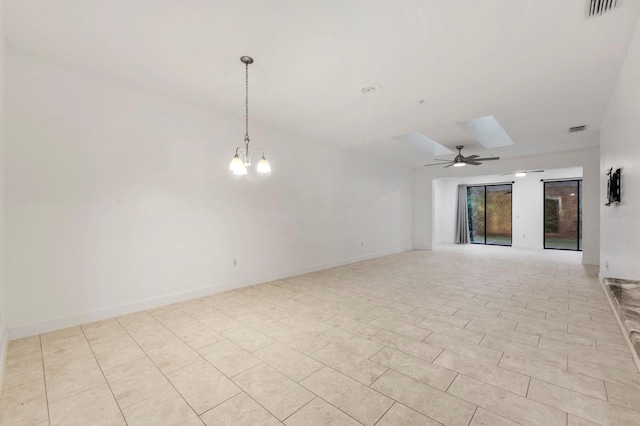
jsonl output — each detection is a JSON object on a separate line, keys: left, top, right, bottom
{"left": 511, "top": 242, "right": 543, "bottom": 250}
{"left": 8, "top": 248, "right": 406, "bottom": 340}
{"left": 0, "top": 327, "right": 9, "bottom": 398}
{"left": 413, "top": 243, "right": 433, "bottom": 250}
{"left": 598, "top": 274, "right": 640, "bottom": 374}
{"left": 581, "top": 255, "right": 600, "bottom": 266}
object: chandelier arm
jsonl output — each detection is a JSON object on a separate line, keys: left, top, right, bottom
{"left": 235, "top": 146, "right": 247, "bottom": 159}
{"left": 248, "top": 148, "right": 266, "bottom": 160}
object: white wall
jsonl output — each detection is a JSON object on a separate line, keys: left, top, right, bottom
{"left": 0, "top": 0, "right": 7, "bottom": 388}
{"left": 414, "top": 147, "right": 600, "bottom": 265}
{"left": 600, "top": 18, "right": 640, "bottom": 280}
{"left": 433, "top": 168, "right": 582, "bottom": 249}
{"left": 4, "top": 51, "right": 414, "bottom": 336}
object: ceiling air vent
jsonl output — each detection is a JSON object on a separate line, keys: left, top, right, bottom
{"left": 569, "top": 125, "right": 588, "bottom": 133}
{"left": 586, "top": 0, "right": 621, "bottom": 18}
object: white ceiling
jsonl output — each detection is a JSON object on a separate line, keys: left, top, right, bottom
{"left": 4, "top": 0, "right": 640, "bottom": 167}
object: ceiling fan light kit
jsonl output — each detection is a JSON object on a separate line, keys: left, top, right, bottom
{"left": 424, "top": 145, "right": 500, "bottom": 168}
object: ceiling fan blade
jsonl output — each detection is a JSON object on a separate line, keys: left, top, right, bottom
{"left": 424, "top": 162, "right": 453, "bottom": 167}
{"left": 432, "top": 158, "right": 453, "bottom": 161}
{"left": 529, "top": 170, "right": 545, "bottom": 173}
{"left": 499, "top": 172, "right": 513, "bottom": 176}
{"left": 467, "top": 162, "right": 482, "bottom": 166}
{"left": 465, "top": 155, "right": 479, "bottom": 160}
{"left": 444, "top": 163, "right": 455, "bottom": 168}
{"left": 473, "top": 157, "right": 500, "bottom": 161}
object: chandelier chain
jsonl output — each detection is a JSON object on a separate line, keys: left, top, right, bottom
{"left": 245, "top": 62, "right": 249, "bottom": 141}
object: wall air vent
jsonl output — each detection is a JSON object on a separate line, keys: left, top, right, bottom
{"left": 586, "top": 0, "right": 621, "bottom": 18}
{"left": 569, "top": 125, "right": 588, "bottom": 133}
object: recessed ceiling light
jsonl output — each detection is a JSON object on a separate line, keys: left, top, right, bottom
{"left": 360, "top": 84, "right": 382, "bottom": 95}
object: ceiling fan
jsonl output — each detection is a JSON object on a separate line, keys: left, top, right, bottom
{"left": 500, "top": 170, "right": 544, "bottom": 177}
{"left": 424, "top": 145, "right": 500, "bottom": 168}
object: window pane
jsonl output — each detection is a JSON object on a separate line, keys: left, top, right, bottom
{"left": 467, "top": 187, "right": 485, "bottom": 244}
{"left": 486, "top": 185, "right": 512, "bottom": 246}
{"left": 544, "top": 181, "right": 579, "bottom": 250}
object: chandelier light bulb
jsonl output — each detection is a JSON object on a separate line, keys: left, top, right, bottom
{"left": 229, "top": 154, "right": 244, "bottom": 172}
{"left": 257, "top": 157, "right": 271, "bottom": 174}
{"left": 233, "top": 163, "right": 248, "bottom": 175}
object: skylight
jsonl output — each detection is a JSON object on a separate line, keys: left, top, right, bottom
{"left": 393, "top": 132, "right": 454, "bottom": 157}
{"left": 457, "top": 116, "right": 514, "bottom": 148}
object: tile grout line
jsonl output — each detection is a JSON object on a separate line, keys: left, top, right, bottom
{"left": 297, "top": 366, "right": 392, "bottom": 426}
{"left": 111, "top": 316, "right": 206, "bottom": 424}
{"left": 38, "top": 335, "right": 52, "bottom": 426}
{"left": 465, "top": 406, "right": 479, "bottom": 426}
{"left": 79, "top": 325, "right": 128, "bottom": 425}
{"left": 499, "top": 357, "right": 612, "bottom": 402}
{"left": 224, "top": 363, "right": 297, "bottom": 423}
{"left": 283, "top": 394, "right": 366, "bottom": 425}
{"left": 455, "top": 373, "right": 576, "bottom": 423}
{"left": 371, "top": 400, "right": 396, "bottom": 426}
{"left": 444, "top": 372, "right": 459, "bottom": 393}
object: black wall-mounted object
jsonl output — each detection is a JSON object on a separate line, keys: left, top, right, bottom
{"left": 605, "top": 167, "right": 621, "bottom": 206}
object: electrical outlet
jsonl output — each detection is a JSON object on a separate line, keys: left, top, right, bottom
{"left": 233, "top": 259, "right": 237, "bottom": 266}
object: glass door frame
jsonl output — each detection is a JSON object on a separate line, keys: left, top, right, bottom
{"left": 543, "top": 179, "right": 582, "bottom": 251}
{"left": 467, "top": 183, "right": 513, "bottom": 247}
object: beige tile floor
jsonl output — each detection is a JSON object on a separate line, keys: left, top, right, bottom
{"left": 2, "top": 245, "right": 640, "bottom": 425}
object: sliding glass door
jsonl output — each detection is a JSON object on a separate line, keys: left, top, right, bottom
{"left": 544, "top": 180, "right": 582, "bottom": 251}
{"left": 467, "top": 186, "right": 486, "bottom": 243}
{"left": 467, "top": 184, "right": 512, "bottom": 246}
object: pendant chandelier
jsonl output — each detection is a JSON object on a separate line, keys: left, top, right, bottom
{"left": 229, "top": 56, "right": 271, "bottom": 175}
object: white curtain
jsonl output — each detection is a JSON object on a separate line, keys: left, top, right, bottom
{"left": 455, "top": 184, "right": 470, "bottom": 244}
